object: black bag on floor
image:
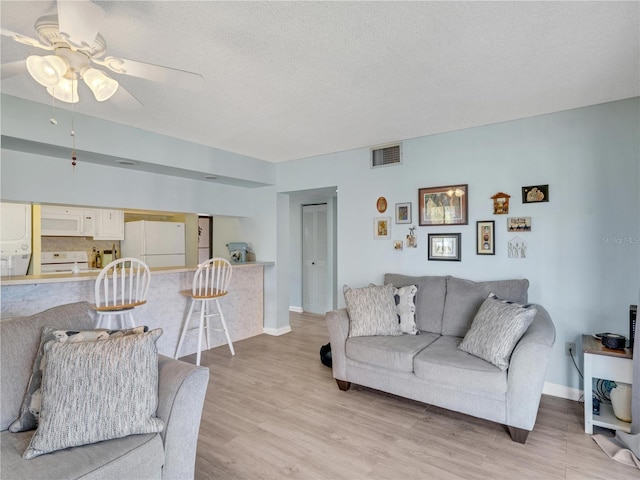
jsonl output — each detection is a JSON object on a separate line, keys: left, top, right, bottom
{"left": 320, "top": 343, "right": 332, "bottom": 368}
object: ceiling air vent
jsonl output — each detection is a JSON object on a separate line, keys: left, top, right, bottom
{"left": 371, "top": 143, "right": 402, "bottom": 168}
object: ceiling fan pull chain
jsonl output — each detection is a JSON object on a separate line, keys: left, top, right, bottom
{"left": 50, "top": 92, "right": 57, "bottom": 125}
{"left": 71, "top": 72, "right": 77, "bottom": 169}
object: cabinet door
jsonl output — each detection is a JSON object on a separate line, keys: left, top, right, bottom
{"left": 83, "top": 209, "right": 96, "bottom": 237}
{"left": 94, "top": 209, "right": 124, "bottom": 240}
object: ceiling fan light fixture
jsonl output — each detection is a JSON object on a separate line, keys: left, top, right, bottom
{"left": 83, "top": 67, "right": 119, "bottom": 102}
{"left": 46, "top": 74, "right": 78, "bottom": 103}
{"left": 26, "top": 54, "right": 67, "bottom": 87}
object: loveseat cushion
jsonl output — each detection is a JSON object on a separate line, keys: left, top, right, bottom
{"left": 384, "top": 274, "right": 448, "bottom": 334}
{"left": 413, "top": 336, "right": 507, "bottom": 400}
{"left": 346, "top": 333, "right": 439, "bottom": 372}
{"left": 1, "top": 430, "right": 164, "bottom": 480}
{"left": 441, "top": 277, "right": 529, "bottom": 337}
{"left": 1, "top": 302, "right": 93, "bottom": 431}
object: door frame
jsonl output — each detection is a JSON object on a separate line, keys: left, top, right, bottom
{"left": 302, "top": 202, "right": 328, "bottom": 314}
{"left": 287, "top": 188, "right": 337, "bottom": 314}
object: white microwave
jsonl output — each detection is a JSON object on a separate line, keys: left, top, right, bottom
{"left": 41, "top": 206, "right": 86, "bottom": 236}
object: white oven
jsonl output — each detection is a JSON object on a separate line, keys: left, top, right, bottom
{"left": 41, "top": 251, "right": 90, "bottom": 274}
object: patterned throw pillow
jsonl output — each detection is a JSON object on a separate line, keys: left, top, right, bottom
{"left": 9, "top": 326, "right": 148, "bottom": 433}
{"left": 458, "top": 293, "right": 537, "bottom": 371}
{"left": 344, "top": 284, "right": 402, "bottom": 337}
{"left": 23, "top": 329, "right": 164, "bottom": 459}
{"left": 394, "top": 285, "right": 419, "bottom": 335}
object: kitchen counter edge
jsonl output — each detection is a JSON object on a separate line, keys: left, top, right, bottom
{"left": 1, "top": 261, "right": 275, "bottom": 286}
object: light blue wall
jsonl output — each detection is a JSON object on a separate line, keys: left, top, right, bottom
{"left": 1, "top": 149, "right": 256, "bottom": 216}
{"left": 277, "top": 98, "right": 640, "bottom": 391}
{"left": 1, "top": 94, "right": 275, "bottom": 187}
{"left": 1, "top": 94, "right": 286, "bottom": 331}
{"left": 2, "top": 92, "right": 638, "bottom": 391}
{"left": 0, "top": 94, "right": 275, "bottom": 218}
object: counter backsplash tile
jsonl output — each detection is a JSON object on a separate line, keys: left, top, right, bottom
{"left": 42, "top": 237, "right": 121, "bottom": 257}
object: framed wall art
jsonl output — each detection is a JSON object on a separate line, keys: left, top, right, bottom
{"left": 393, "top": 240, "right": 403, "bottom": 251}
{"left": 476, "top": 220, "right": 495, "bottom": 255}
{"left": 395, "top": 202, "right": 412, "bottom": 224}
{"left": 522, "top": 185, "right": 549, "bottom": 203}
{"left": 507, "top": 217, "right": 532, "bottom": 232}
{"left": 427, "top": 233, "right": 461, "bottom": 261}
{"left": 491, "top": 192, "right": 511, "bottom": 214}
{"left": 374, "top": 217, "right": 391, "bottom": 239}
{"left": 376, "top": 196, "right": 388, "bottom": 213}
{"left": 419, "top": 184, "right": 468, "bottom": 226}
{"left": 406, "top": 225, "right": 417, "bottom": 248}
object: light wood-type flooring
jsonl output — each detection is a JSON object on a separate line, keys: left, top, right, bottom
{"left": 183, "top": 312, "right": 638, "bottom": 480}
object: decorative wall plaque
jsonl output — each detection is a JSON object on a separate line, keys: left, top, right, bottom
{"left": 491, "top": 192, "right": 511, "bottom": 214}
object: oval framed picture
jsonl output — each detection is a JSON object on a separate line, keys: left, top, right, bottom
{"left": 376, "top": 196, "right": 388, "bottom": 213}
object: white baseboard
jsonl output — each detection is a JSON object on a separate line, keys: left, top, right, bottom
{"left": 263, "top": 325, "right": 292, "bottom": 336}
{"left": 543, "top": 381, "right": 582, "bottom": 401}
{"left": 289, "top": 306, "right": 303, "bottom": 313}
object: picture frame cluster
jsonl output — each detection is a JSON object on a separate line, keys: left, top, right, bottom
{"left": 374, "top": 182, "right": 546, "bottom": 259}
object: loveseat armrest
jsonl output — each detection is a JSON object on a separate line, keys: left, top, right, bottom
{"left": 506, "top": 305, "right": 556, "bottom": 432}
{"left": 156, "top": 355, "right": 210, "bottom": 480}
{"left": 325, "top": 308, "right": 350, "bottom": 381}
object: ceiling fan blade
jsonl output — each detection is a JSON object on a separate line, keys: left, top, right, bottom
{"left": 1, "top": 60, "right": 27, "bottom": 79}
{"left": 109, "top": 84, "right": 143, "bottom": 111}
{"left": 95, "top": 56, "right": 205, "bottom": 92}
{"left": 57, "top": 0, "right": 105, "bottom": 50}
{"left": 1, "top": 27, "right": 53, "bottom": 50}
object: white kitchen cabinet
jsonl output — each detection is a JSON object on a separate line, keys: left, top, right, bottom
{"left": 82, "top": 209, "right": 96, "bottom": 237}
{"left": 41, "top": 206, "right": 124, "bottom": 239}
{"left": 94, "top": 209, "right": 124, "bottom": 240}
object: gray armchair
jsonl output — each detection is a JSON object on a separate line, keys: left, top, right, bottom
{"left": 1, "top": 302, "right": 209, "bottom": 480}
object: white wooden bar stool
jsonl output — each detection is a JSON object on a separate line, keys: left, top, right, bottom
{"left": 93, "top": 258, "right": 151, "bottom": 329}
{"left": 175, "top": 257, "right": 234, "bottom": 365}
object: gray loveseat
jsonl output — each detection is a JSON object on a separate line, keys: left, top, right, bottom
{"left": 326, "top": 275, "right": 555, "bottom": 443}
{"left": 1, "top": 302, "right": 209, "bottom": 479}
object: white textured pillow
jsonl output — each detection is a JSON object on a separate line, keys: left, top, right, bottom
{"left": 394, "top": 285, "right": 419, "bottom": 335}
{"left": 458, "top": 293, "right": 537, "bottom": 371}
{"left": 344, "top": 284, "right": 402, "bottom": 337}
{"left": 10, "top": 326, "right": 148, "bottom": 433}
{"left": 23, "top": 329, "right": 165, "bottom": 459}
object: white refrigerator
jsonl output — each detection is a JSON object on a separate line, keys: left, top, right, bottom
{"left": 121, "top": 221, "right": 186, "bottom": 268}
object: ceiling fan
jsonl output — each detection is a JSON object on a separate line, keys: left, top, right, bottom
{"left": 1, "top": 0, "right": 205, "bottom": 109}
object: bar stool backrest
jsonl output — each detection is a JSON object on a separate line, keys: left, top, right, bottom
{"left": 192, "top": 258, "right": 232, "bottom": 298}
{"left": 94, "top": 257, "right": 151, "bottom": 311}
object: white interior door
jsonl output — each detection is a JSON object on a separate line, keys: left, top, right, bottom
{"left": 302, "top": 204, "right": 328, "bottom": 314}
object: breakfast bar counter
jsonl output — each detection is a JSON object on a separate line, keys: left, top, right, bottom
{"left": 1, "top": 262, "right": 274, "bottom": 358}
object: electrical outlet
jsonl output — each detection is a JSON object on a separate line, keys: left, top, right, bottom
{"left": 565, "top": 342, "right": 576, "bottom": 356}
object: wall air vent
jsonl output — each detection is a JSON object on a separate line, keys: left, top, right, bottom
{"left": 371, "top": 143, "right": 402, "bottom": 168}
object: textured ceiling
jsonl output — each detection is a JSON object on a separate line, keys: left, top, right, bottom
{"left": 1, "top": 1, "right": 639, "bottom": 163}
